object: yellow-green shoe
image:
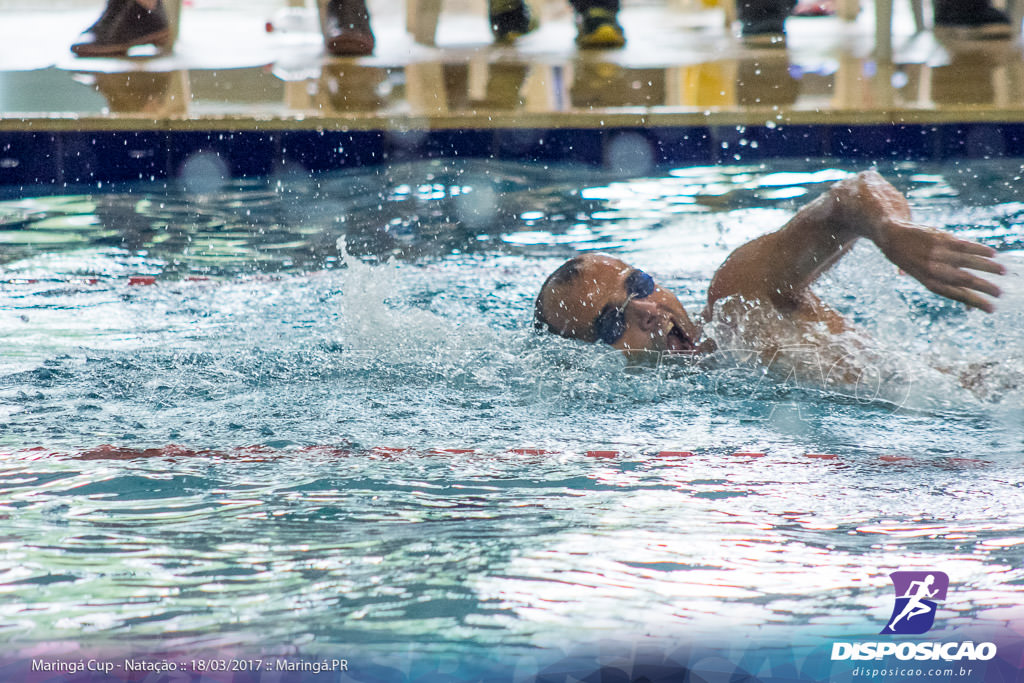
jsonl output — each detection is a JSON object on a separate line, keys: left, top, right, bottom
{"left": 575, "top": 8, "right": 625, "bottom": 49}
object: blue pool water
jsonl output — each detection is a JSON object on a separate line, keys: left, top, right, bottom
{"left": 1, "top": 159, "right": 1023, "bottom": 673}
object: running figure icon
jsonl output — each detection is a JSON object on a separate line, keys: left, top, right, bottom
{"left": 888, "top": 575, "right": 938, "bottom": 630}
{"left": 882, "top": 571, "right": 949, "bottom": 635}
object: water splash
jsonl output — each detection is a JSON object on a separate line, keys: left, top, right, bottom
{"left": 2, "top": 161, "right": 1024, "bottom": 656}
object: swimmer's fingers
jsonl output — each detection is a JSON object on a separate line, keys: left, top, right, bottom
{"left": 947, "top": 247, "right": 1006, "bottom": 276}
{"left": 937, "top": 248, "right": 999, "bottom": 296}
{"left": 951, "top": 238, "right": 999, "bottom": 259}
{"left": 880, "top": 222, "right": 1004, "bottom": 312}
{"left": 937, "top": 266, "right": 999, "bottom": 296}
{"left": 929, "top": 254, "right": 999, "bottom": 294}
{"left": 921, "top": 278, "right": 998, "bottom": 313}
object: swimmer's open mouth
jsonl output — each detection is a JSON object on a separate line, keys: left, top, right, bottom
{"left": 665, "top": 322, "right": 696, "bottom": 354}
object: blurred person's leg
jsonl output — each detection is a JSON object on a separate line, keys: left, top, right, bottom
{"left": 568, "top": 0, "right": 625, "bottom": 48}
{"left": 737, "top": 0, "right": 796, "bottom": 46}
{"left": 323, "top": 0, "right": 375, "bottom": 56}
{"left": 71, "top": 0, "right": 170, "bottom": 57}
{"left": 934, "top": 0, "right": 1011, "bottom": 39}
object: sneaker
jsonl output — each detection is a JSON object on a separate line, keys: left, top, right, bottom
{"left": 71, "top": 0, "right": 170, "bottom": 57}
{"left": 575, "top": 8, "right": 626, "bottom": 49}
{"left": 323, "top": 0, "right": 375, "bottom": 57}
{"left": 489, "top": 0, "right": 538, "bottom": 44}
{"left": 740, "top": 18, "right": 787, "bottom": 47}
{"left": 934, "top": 2, "right": 1012, "bottom": 39}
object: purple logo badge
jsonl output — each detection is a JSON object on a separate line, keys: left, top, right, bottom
{"left": 881, "top": 571, "right": 949, "bottom": 635}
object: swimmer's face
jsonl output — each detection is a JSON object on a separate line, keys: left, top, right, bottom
{"left": 536, "top": 254, "right": 703, "bottom": 357}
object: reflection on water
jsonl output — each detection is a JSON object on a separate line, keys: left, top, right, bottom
{"left": 4, "top": 37, "right": 1019, "bottom": 119}
{"left": 73, "top": 71, "right": 189, "bottom": 116}
{"left": 1, "top": 160, "right": 1023, "bottom": 656}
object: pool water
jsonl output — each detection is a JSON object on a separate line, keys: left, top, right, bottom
{"left": 1, "top": 159, "right": 1023, "bottom": 673}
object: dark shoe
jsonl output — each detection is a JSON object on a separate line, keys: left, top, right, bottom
{"left": 740, "top": 18, "right": 787, "bottom": 46}
{"left": 934, "top": 1, "right": 1011, "bottom": 39}
{"left": 78, "top": 0, "right": 131, "bottom": 36}
{"left": 71, "top": 0, "right": 170, "bottom": 57}
{"left": 489, "top": 0, "right": 538, "bottom": 43}
{"left": 575, "top": 8, "right": 625, "bottom": 49}
{"left": 323, "top": 0, "right": 375, "bottom": 56}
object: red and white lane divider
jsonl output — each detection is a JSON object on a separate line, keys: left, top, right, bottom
{"left": 0, "top": 445, "right": 991, "bottom": 468}
{"left": 0, "top": 275, "right": 212, "bottom": 287}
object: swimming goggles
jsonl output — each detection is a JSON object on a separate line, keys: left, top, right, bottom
{"left": 591, "top": 269, "right": 656, "bottom": 345}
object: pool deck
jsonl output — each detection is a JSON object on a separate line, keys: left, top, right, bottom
{"left": 3, "top": 1, "right": 1024, "bottom": 185}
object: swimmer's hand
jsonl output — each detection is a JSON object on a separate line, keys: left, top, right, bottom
{"left": 828, "top": 171, "right": 1004, "bottom": 312}
{"left": 705, "top": 170, "right": 1003, "bottom": 316}
{"left": 875, "top": 219, "right": 1005, "bottom": 313}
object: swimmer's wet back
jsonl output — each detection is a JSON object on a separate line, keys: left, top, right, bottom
{"left": 0, "top": 159, "right": 1022, "bottom": 675}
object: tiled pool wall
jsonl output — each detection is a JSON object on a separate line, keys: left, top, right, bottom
{"left": 3, "top": 122, "right": 1024, "bottom": 190}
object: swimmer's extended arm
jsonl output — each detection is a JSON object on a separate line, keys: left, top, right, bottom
{"left": 706, "top": 171, "right": 1005, "bottom": 314}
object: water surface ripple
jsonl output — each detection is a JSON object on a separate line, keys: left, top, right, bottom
{"left": 1, "top": 159, "right": 1023, "bottom": 654}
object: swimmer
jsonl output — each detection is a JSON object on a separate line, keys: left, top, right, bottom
{"left": 535, "top": 171, "right": 1005, "bottom": 367}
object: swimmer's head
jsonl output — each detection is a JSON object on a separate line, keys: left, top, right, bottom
{"left": 534, "top": 254, "right": 704, "bottom": 357}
